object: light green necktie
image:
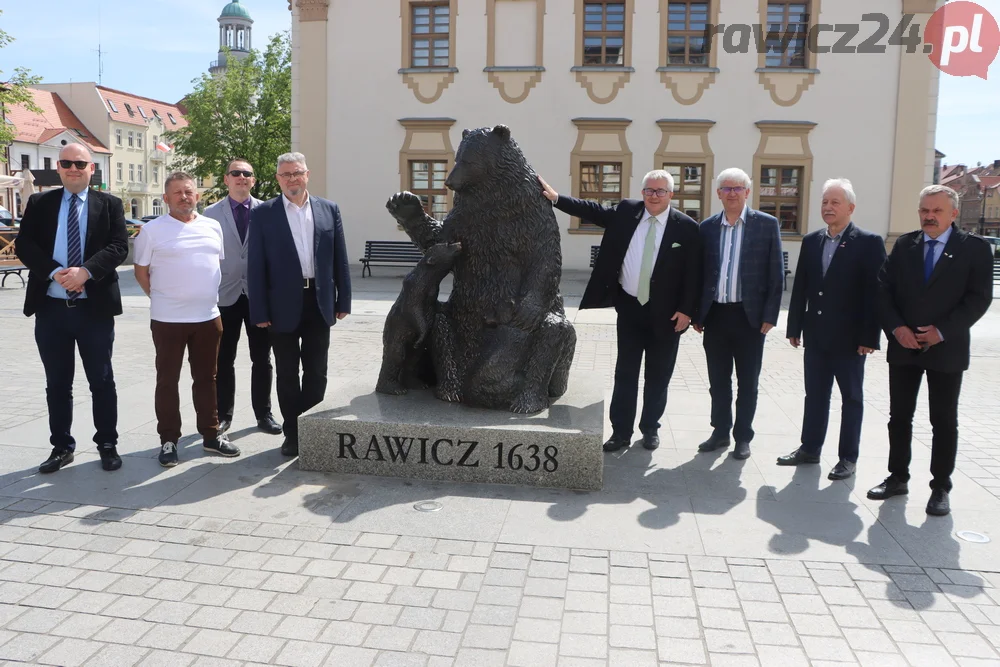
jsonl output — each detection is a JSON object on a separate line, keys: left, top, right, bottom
{"left": 636, "top": 216, "right": 658, "bottom": 305}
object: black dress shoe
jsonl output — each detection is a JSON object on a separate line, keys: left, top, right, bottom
{"left": 98, "top": 445, "right": 122, "bottom": 472}
{"left": 926, "top": 489, "right": 951, "bottom": 516}
{"left": 280, "top": 438, "right": 299, "bottom": 457}
{"left": 641, "top": 433, "right": 660, "bottom": 450}
{"left": 218, "top": 419, "right": 231, "bottom": 435}
{"left": 733, "top": 441, "right": 751, "bottom": 460}
{"left": 603, "top": 436, "right": 630, "bottom": 452}
{"left": 866, "top": 475, "right": 908, "bottom": 500}
{"left": 257, "top": 415, "right": 283, "bottom": 435}
{"left": 698, "top": 435, "right": 731, "bottom": 453}
{"left": 776, "top": 448, "right": 820, "bottom": 466}
{"left": 39, "top": 449, "right": 74, "bottom": 474}
{"left": 828, "top": 460, "right": 856, "bottom": 480}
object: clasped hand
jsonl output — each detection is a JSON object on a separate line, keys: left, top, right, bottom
{"left": 55, "top": 267, "right": 88, "bottom": 292}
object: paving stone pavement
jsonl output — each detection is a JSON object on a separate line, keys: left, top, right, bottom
{"left": 0, "top": 267, "right": 998, "bottom": 666}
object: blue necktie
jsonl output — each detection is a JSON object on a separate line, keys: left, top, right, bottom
{"left": 923, "top": 239, "right": 937, "bottom": 284}
{"left": 66, "top": 194, "right": 83, "bottom": 299}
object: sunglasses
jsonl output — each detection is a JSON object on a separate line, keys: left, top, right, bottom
{"left": 59, "top": 160, "right": 91, "bottom": 169}
{"left": 228, "top": 169, "right": 254, "bottom": 178}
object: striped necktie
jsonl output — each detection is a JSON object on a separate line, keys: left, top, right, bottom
{"left": 66, "top": 194, "right": 83, "bottom": 300}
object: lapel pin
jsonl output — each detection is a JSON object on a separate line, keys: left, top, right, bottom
{"left": 945, "top": 252, "right": 953, "bottom": 258}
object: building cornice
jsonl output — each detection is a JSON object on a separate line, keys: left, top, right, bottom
{"left": 293, "top": 0, "right": 329, "bottom": 22}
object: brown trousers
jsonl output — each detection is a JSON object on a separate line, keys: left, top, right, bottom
{"left": 150, "top": 318, "right": 223, "bottom": 444}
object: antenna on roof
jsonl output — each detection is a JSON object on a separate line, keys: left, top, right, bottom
{"left": 95, "top": 0, "right": 105, "bottom": 85}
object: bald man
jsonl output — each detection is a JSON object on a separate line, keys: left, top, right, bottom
{"left": 15, "top": 144, "right": 129, "bottom": 474}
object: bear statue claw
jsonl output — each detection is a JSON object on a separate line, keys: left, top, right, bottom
{"left": 375, "top": 379, "right": 408, "bottom": 395}
{"left": 510, "top": 390, "right": 549, "bottom": 415}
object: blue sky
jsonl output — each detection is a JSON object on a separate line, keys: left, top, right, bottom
{"left": 2, "top": 0, "right": 998, "bottom": 168}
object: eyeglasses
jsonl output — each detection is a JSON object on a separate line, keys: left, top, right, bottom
{"left": 59, "top": 160, "right": 91, "bottom": 170}
{"left": 228, "top": 170, "right": 254, "bottom": 178}
{"left": 277, "top": 170, "right": 307, "bottom": 180}
{"left": 642, "top": 188, "right": 670, "bottom": 197}
{"left": 720, "top": 186, "right": 746, "bottom": 194}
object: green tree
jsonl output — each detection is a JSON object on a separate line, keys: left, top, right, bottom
{"left": 0, "top": 11, "right": 43, "bottom": 161}
{"left": 166, "top": 32, "right": 291, "bottom": 200}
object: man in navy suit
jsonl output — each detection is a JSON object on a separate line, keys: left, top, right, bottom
{"left": 868, "top": 185, "right": 993, "bottom": 516}
{"left": 248, "top": 152, "right": 351, "bottom": 456}
{"left": 15, "top": 144, "right": 128, "bottom": 474}
{"left": 694, "top": 168, "right": 784, "bottom": 460}
{"left": 539, "top": 170, "right": 702, "bottom": 452}
{"left": 781, "top": 179, "right": 887, "bottom": 480}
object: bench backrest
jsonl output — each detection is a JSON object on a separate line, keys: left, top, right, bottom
{"left": 364, "top": 240, "right": 423, "bottom": 261}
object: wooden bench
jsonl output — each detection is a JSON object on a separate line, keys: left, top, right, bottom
{"left": 783, "top": 250, "right": 791, "bottom": 291}
{"left": 590, "top": 245, "right": 600, "bottom": 268}
{"left": 359, "top": 240, "right": 424, "bottom": 278}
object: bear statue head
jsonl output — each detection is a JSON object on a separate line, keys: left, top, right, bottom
{"left": 444, "top": 124, "right": 531, "bottom": 194}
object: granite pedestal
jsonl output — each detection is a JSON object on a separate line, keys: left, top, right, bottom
{"left": 298, "top": 375, "right": 605, "bottom": 490}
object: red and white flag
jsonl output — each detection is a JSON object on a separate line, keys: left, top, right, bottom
{"left": 155, "top": 141, "right": 172, "bottom": 152}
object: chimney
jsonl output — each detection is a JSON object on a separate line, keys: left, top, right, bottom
{"left": 994, "top": 159, "right": 1000, "bottom": 169}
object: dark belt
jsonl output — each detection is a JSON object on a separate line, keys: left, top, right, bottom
{"left": 303, "top": 278, "right": 315, "bottom": 289}
{"left": 48, "top": 296, "right": 84, "bottom": 308}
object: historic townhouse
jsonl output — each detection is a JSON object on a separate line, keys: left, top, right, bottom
{"left": 290, "top": 0, "right": 942, "bottom": 270}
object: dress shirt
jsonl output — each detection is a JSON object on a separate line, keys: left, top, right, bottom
{"left": 620, "top": 210, "right": 667, "bottom": 297}
{"left": 282, "top": 193, "right": 315, "bottom": 279}
{"left": 47, "top": 188, "right": 90, "bottom": 300}
{"left": 715, "top": 204, "right": 748, "bottom": 303}
{"left": 923, "top": 225, "right": 953, "bottom": 271}
{"left": 820, "top": 223, "right": 848, "bottom": 278}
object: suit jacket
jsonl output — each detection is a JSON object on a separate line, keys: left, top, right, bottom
{"left": 879, "top": 225, "right": 993, "bottom": 373}
{"left": 786, "top": 222, "right": 887, "bottom": 354}
{"left": 14, "top": 188, "right": 128, "bottom": 317}
{"left": 554, "top": 195, "right": 702, "bottom": 333}
{"left": 203, "top": 195, "right": 262, "bottom": 307}
{"left": 696, "top": 208, "right": 783, "bottom": 330}
{"left": 247, "top": 195, "right": 351, "bottom": 333}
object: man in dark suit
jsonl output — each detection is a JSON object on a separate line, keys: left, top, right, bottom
{"left": 248, "top": 152, "right": 351, "bottom": 456}
{"left": 868, "top": 185, "right": 993, "bottom": 516}
{"left": 782, "top": 179, "right": 887, "bottom": 480}
{"left": 203, "top": 159, "right": 281, "bottom": 437}
{"left": 539, "top": 170, "right": 702, "bottom": 451}
{"left": 14, "top": 144, "right": 128, "bottom": 473}
{"left": 694, "top": 168, "right": 784, "bottom": 460}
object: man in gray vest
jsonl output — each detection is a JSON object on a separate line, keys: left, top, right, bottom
{"left": 203, "top": 159, "right": 281, "bottom": 436}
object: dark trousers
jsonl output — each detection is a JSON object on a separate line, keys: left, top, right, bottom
{"left": 217, "top": 294, "right": 274, "bottom": 422}
{"left": 34, "top": 297, "right": 118, "bottom": 451}
{"left": 270, "top": 288, "right": 330, "bottom": 443}
{"left": 801, "top": 346, "right": 865, "bottom": 462}
{"left": 610, "top": 290, "right": 681, "bottom": 438}
{"left": 703, "top": 303, "right": 765, "bottom": 443}
{"left": 151, "top": 318, "right": 223, "bottom": 444}
{"left": 887, "top": 364, "right": 963, "bottom": 491}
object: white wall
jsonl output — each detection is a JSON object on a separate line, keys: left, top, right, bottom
{"left": 322, "top": 0, "right": 904, "bottom": 271}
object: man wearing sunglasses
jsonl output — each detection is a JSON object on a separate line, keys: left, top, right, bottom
{"left": 539, "top": 170, "right": 702, "bottom": 453}
{"left": 203, "top": 159, "right": 281, "bottom": 437}
{"left": 14, "top": 143, "right": 129, "bottom": 474}
{"left": 693, "top": 168, "right": 784, "bottom": 461}
{"left": 248, "top": 152, "right": 352, "bottom": 457}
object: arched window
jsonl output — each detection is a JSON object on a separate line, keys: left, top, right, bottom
{"left": 152, "top": 199, "right": 162, "bottom": 216}
{"left": 130, "top": 198, "right": 139, "bottom": 219}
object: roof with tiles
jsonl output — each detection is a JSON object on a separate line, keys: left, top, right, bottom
{"left": 96, "top": 85, "right": 188, "bottom": 130}
{"left": 6, "top": 88, "right": 111, "bottom": 154}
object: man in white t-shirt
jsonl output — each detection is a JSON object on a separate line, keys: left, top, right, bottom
{"left": 134, "top": 172, "right": 241, "bottom": 467}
